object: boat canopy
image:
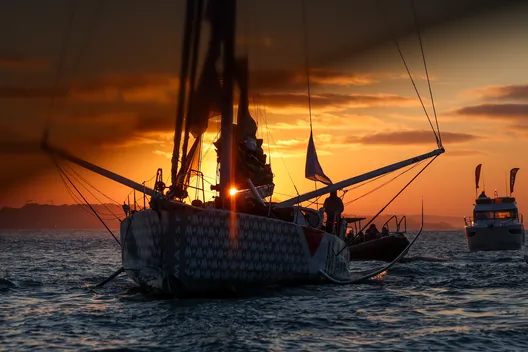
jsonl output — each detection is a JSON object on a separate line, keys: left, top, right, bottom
{"left": 344, "top": 217, "right": 367, "bottom": 223}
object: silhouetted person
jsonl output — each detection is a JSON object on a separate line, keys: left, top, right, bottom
{"left": 366, "top": 224, "right": 380, "bottom": 240}
{"left": 323, "top": 190, "right": 344, "bottom": 233}
{"left": 122, "top": 202, "right": 131, "bottom": 217}
{"left": 381, "top": 226, "right": 389, "bottom": 237}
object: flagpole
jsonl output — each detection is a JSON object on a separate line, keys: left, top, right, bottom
{"left": 505, "top": 171, "right": 508, "bottom": 197}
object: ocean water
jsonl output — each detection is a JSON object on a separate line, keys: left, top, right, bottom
{"left": 1, "top": 230, "right": 527, "bottom": 351}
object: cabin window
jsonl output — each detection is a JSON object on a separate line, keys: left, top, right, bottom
{"left": 474, "top": 210, "right": 517, "bottom": 220}
{"left": 495, "top": 210, "right": 517, "bottom": 219}
{"left": 475, "top": 211, "right": 493, "bottom": 220}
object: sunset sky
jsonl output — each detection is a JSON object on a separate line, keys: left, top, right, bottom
{"left": 1, "top": 0, "right": 527, "bottom": 218}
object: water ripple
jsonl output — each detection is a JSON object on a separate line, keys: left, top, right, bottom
{"left": 1, "top": 230, "right": 527, "bottom": 351}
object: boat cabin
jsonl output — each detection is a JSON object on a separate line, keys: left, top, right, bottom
{"left": 466, "top": 193, "right": 523, "bottom": 226}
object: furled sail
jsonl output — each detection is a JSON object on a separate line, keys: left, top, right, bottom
{"left": 305, "top": 131, "right": 332, "bottom": 185}
{"left": 185, "top": 0, "right": 224, "bottom": 138}
{"left": 510, "top": 167, "right": 520, "bottom": 194}
{"left": 213, "top": 57, "right": 273, "bottom": 191}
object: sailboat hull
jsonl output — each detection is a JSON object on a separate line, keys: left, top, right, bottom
{"left": 120, "top": 199, "right": 350, "bottom": 297}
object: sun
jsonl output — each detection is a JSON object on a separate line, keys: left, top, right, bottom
{"left": 229, "top": 188, "right": 238, "bottom": 196}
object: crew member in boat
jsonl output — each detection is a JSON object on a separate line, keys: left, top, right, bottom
{"left": 323, "top": 190, "right": 344, "bottom": 233}
{"left": 365, "top": 224, "right": 381, "bottom": 240}
{"left": 381, "top": 226, "right": 389, "bottom": 237}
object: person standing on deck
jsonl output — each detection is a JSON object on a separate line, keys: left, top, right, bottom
{"left": 323, "top": 191, "right": 344, "bottom": 234}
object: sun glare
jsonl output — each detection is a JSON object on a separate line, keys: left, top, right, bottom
{"left": 229, "top": 188, "right": 238, "bottom": 196}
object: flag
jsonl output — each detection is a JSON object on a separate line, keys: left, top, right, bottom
{"left": 510, "top": 167, "right": 520, "bottom": 194}
{"left": 475, "top": 164, "right": 482, "bottom": 189}
{"left": 305, "top": 131, "right": 332, "bottom": 185}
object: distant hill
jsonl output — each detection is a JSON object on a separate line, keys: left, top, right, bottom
{"left": 342, "top": 213, "right": 461, "bottom": 232}
{"left": 0, "top": 203, "right": 124, "bottom": 230}
{"left": 0, "top": 203, "right": 461, "bottom": 231}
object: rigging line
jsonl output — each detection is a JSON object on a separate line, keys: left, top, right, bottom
{"left": 259, "top": 95, "right": 299, "bottom": 195}
{"left": 301, "top": 0, "right": 314, "bottom": 131}
{"left": 44, "top": 0, "right": 78, "bottom": 134}
{"left": 64, "top": 163, "right": 120, "bottom": 205}
{"left": 62, "top": 165, "right": 122, "bottom": 222}
{"left": 343, "top": 159, "right": 425, "bottom": 206}
{"left": 410, "top": 0, "right": 441, "bottom": 146}
{"left": 336, "top": 155, "right": 438, "bottom": 256}
{"left": 56, "top": 167, "right": 117, "bottom": 221}
{"left": 69, "top": 0, "right": 106, "bottom": 80}
{"left": 267, "top": 125, "right": 300, "bottom": 197}
{"left": 375, "top": 0, "right": 439, "bottom": 145}
{"left": 52, "top": 158, "right": 121, "bottom": 245}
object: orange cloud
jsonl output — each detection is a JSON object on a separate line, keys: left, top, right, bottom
{"left": 444, "top": 149, "right": 487, "bottom": 157}
{"left": 347, "top": 130, "right": 480, "bottom": 146}
{"left": 455, "top": 103, "right": 528, "bottom": 120}
{"left": 261, "top": 92, "right": 416, "bottom": 113}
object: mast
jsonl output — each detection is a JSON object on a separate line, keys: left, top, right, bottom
{"left": 170, "top": 0, "right": 196, "bottom": 192}
{"left": 179, "top": 0, "right": 204, "bottom": 183}
{"left": 278, "top": 147, "right": 444, "bottom": 207}
{"left": 218, "top": 0, "right": 237, "bottom": 205}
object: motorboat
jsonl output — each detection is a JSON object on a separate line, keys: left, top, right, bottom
{"left": 464, "top": 165, "right": 525, "bottom": 251}
{"left": 344, "top": 216, "right": 411, "bottom": 262}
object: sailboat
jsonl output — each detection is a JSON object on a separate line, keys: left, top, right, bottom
{"left": 42, "top": 0, "right": 444, "bottom": 297}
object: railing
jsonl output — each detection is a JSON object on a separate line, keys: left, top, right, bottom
{"left": 184, "top": 169, "right": 207, "bottom": 205}
{"left": 464, "top": 216, "right": 473, "bottom": 226}
{"left": 382, "top": 215, "right": 407, "bottom": 234}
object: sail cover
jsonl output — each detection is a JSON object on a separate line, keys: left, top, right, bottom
{"left": 305, "top": 131, "right": 332, "bottom": 185}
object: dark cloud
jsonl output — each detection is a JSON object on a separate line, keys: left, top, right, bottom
{"left": 0, "top": 141, "right": 41, "bottom": 155}
{"left": 0, "top": 73, "right": 179, "bottom": 103}
{"left": 250, "top": 68, "right": 374, "bottom": 92}
{"left": 348, "top": 130, "right": 480, "bottom": 146}
{"left": 0, "top": 68, "right": 375, "bottom": 101}
{"left": 0, "top": 54, "right": 48, "bottom": 71}
{"left": 455, "top": 103, "right": 528, "bottom": 119}
{"left": 467, "top": 85, "right": 528, "bottom": 101}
